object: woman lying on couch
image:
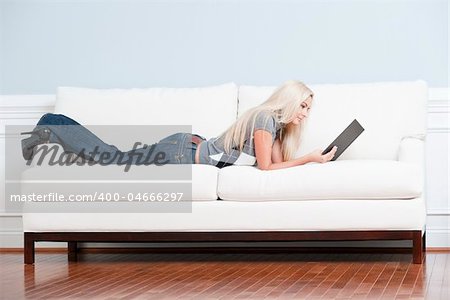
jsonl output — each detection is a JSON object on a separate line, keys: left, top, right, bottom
{"left": 21, "top": 80, "right": 337, "bottom": 170}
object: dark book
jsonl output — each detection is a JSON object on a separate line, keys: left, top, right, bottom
{"left": 321, "top": 119, "right": 364, "bottom": 161}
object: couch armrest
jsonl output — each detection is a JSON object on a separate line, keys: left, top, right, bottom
{"left": 397, "top": 134, "right": 425, "bottom": 165}
{"left": 398, "top": 135, "right": 426, "bottom": 204}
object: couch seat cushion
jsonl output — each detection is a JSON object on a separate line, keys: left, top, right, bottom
{"left": 217, "top": 160, "right": 422, "bottom": 201}
{"left": 21, "top": 164, "right": 219, "bottom": 201}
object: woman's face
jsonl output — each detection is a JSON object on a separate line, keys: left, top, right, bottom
{"left": 290, "top": 96, "right": 312, "bottom": 125}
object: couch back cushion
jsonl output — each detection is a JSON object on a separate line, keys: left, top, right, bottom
{"left": 238, "top": 81, "right": 428, "bottom": 160}
{"left": 54, "top": 83, "right": 238, "bottom": 142}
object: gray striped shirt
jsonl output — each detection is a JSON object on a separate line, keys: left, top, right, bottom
{"left": 198, "top": 111, "right": 282, "bottom": 167}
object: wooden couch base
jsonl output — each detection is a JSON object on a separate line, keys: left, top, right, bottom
{"left": 24, "top": 230, "right": 426, "bottom": 264}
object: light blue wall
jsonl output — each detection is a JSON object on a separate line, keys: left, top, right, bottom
{"left": 0, "top": 0, "right": 447, "bottom": 94}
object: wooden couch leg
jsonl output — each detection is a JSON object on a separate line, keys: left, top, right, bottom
{"left": 412, "top": 230, "right": 423, "bottom": 264}
{"left": 68, "top": 242, "right": 78, "bottom": 262}
{"left": 422, "top": 231, "right": 426, "bottom": 252}
{"left": 24, "top": 233, "right": 35, "bottom": 265}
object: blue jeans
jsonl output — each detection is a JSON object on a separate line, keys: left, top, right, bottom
{"left": 35, "top": 113, "right": 202, "bottom": 165}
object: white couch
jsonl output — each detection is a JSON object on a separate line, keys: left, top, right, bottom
{"left": 22, "top": 81, "right": 428, "bottom": 264}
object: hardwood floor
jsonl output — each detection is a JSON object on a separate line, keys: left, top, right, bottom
{"left": 0, "top": 251, "right": 448, "bottom": 299}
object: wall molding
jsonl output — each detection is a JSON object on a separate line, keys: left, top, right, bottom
{"left": 0, "top": 213, "right": 23, "bottom": 217}
{"left": 0, "top": 94, "right": 55, "bottom": 106}
{"left": 0, "top": 88, "right": 448, "bottom": 248}
{"left": 0, "top": 89, "right": 448, "bottom": 113}
{"left": 0, "top": 95, "right": 55, "bottom": 118}
{"left": 429, "top": 88, "right": 449, "bottom": 100}
{"left": 427, "top": 89, "right": 449, "bottom": 133}
{"left": 427, "top": 209, "right": 450, "bottom": 216}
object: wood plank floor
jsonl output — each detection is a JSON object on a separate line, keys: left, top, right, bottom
{"left": 0, "top": 251, "right": 448, "bottom": 299}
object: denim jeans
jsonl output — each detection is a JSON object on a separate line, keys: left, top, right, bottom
{"left": 35, "top": 113, "right": 201, "bottom": 165}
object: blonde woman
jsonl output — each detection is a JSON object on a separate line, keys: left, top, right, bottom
{"left": 21, "top": 80, "right": 337, "bottom": 169}
{"left": 197, "top": 80, "right": 337, "bottom": 169}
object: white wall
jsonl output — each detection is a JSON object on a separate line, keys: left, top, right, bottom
{"left": 0, "top": 0, "right": 448, "bottom": 94}
{"left": 0, "top": 88, "right": 448, "bottom": 248}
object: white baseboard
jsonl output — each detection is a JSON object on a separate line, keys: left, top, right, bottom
{"left": 426, "top": 229, "right": 450, "bottom": 248}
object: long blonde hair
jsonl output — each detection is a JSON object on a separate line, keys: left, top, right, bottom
{"left": 219, "top": 80, "right": 314, "bottom": 161}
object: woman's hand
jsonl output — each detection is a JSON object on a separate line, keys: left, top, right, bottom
{"left": 254, "top": 130, "right": 337, "bottom": 170}
{"left": 308, "top": 146, "right": 338, "bottom": 163}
